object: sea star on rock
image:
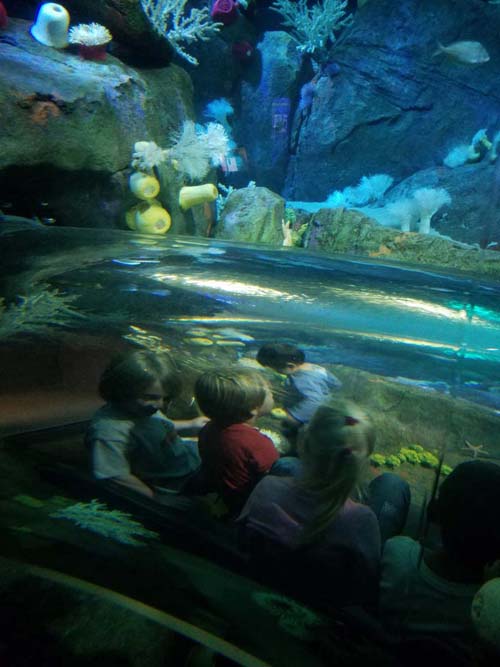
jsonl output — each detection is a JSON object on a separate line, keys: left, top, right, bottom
{"left": 462, "top": 440, "right": 488, "bottom": 459}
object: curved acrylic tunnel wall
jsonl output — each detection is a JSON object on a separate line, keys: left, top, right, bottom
{"left": 1, "top": 226, "right": 500, "bottom": 433}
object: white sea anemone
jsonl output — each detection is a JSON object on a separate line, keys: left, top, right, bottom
{"left": 131, "top": 141, "right": 169, "bottom": 172}
{"left": 68, "top": 22, "right": 112, "bottom": 47}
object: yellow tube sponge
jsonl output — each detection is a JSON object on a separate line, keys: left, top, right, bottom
{"left": 129, "top": 172, "right": 160, "bottom": 200}
{"left": 125, "top": 204, "right": 140, "bottom": 230}
{"left": 179, "top": 184, "right": 218, "bottom": 210}
{"left": 134, "top": 200, "right": 171, "bottom": 235}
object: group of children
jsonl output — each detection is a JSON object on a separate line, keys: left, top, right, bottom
{"left": 86, "top": 343, "right": 500, "bottom": 659}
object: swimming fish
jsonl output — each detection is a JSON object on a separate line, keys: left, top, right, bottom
{"left": 432, "top": 40, "right": 490, "bottom": 64}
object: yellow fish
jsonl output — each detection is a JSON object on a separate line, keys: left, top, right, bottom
{"left": 433, "top": 40, "right": 490, "bottom": 64}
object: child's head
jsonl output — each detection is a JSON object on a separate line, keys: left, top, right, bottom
{"left": 194, "top": 368, "right": 273, "bottom": 425}
{"left": 436, "top": 461, "right": 500, "bottom": 572}
{"left": 471, "top": 578, "right": 500, "bottom": 662}
{"left": 298, "top": 401, "right": 376, "bottom": 542}
{"left": 256, "top": 343, "right": 305, "bottom": 374}
{"left": 99, "top": 350, "right": 181, "bottom": 416}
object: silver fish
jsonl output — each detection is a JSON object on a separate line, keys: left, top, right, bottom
{"left": 433, "top": 40, "right": 490, "bottom": 64}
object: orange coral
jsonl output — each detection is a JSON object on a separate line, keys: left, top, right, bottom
{"left": 30, "top": 100, "right": 61, "bottom": 125}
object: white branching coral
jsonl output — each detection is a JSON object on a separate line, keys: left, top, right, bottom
{"left": 131, "top": 141, "right": 169, "bottom": 172}
{"left": 51, "top": 499, "right": 159, "bottom": 546}
{"left": 0, "top": 286, "right": 84, "bottom": 340}
{"left": 140, "top": 0, "right": 223, "bottom": 65}
{"left": 271, "top": 0, "right": 353, "bottom": 56}
{"left": 68, "top": 23, "right": 113, "bottom": 46}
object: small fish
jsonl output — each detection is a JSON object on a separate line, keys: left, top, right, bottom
{"left": 432, "top": 40, "right": 490, "bottom": 64}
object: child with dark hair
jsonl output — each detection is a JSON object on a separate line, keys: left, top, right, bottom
{"left": 256, "top": 342, "right": 342, "bottom": 427}
{"left": 86, "top": 350, "right": 207, "bottom": 499}
{"left": 380, "top": 460, "right": 500, "bottom": 638}
{"left": 238, "top": 402, "right": 409, "bottom": 609}
{"left": 194, "top": 368, "right": 301, "bottom": 514}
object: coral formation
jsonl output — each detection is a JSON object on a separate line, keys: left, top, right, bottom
{"left": 271, "top": 0, "right": 353, "bottom": 58}
{"left": 140, "top": 0, "right": 223, "bottom": 65}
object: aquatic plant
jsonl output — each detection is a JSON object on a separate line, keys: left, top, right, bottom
{"left": 0, "top": 286, "right": 84, "bottom": 339}
{"left": 68, "top": 22, "right": 112, "bottom": 46}
{"left": 51, "top": 499, "right": 159, "bottom": 546}
{"left": 271, "top": 0, "right": 353, "bottom": 57}
{"left": 140, "top": 0, "right": 223, "bottom": 65}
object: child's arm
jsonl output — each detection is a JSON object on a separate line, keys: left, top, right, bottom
{"left": 172, "top": 415, "right": 209, "bottom": 433}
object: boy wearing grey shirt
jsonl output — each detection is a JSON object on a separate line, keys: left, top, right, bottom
{"left": 257, "top": 343, "right": 341, "bottom": 425}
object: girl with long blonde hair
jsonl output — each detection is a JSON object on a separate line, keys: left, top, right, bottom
{"left": 238, "top": 401, "right": 409, "bottom": 609}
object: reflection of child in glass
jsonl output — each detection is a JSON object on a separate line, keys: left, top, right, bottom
{"left": 86, "top": 350, "right": 207, "bottom": 499}
{"left": 256, "top": 343, "right": 342, "bottom": 426}
{"left": 194, "top": 368, "right": 301, "bottom": 514}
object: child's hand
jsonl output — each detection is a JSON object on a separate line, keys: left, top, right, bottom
{"left": 188, "top": 416, "right": 209, "bottom": 431}
{"left": 172, "top": 415, "right": 209, "bottom": 433}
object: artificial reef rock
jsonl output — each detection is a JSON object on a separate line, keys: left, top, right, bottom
{"left": 19, "top": 0, "right": 171, "bottom": 63}
{"left": 236, "top": 30, "right": 305, "bottom": 195}
{"left": 301, "top": 207, "right": 500, "bottom": 279}
{"left": 216, "top": 186, "right": 500, "bottom": 278}
{"left": 384, "top": 161, "right": 500, "bottom": 248}
{"left": 281, "top": 0, "right": 500, "bottom": 201}
{"left": 0, "top": 18, "right": 193, "bottom": 232}
{"left": 215, "top": 185, "right": 285, "bottom": 244}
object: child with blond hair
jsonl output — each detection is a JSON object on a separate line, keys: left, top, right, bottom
{"left": 238, "top": 401, "right": 410, "bottom": 609}
{"left": 195, "top": 368, "right": 301, "bottom": 514}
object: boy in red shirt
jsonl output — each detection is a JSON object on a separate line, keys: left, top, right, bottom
{"left": 195, "top": 368, "right": 300, "bottom": 514}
